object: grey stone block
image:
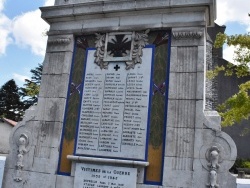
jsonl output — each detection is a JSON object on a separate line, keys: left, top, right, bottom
{"left": 163, "top": 157, "right": 193, "bottom": 187}
{"left": 119, "top": 14, "right": 162, "bottom": 28}
{"left": 32, "top": 147, "right": 59, "bottom": 174}
{"left": 162, "top": 11, "right": 205, "bottom": 26}
{"left": 39, "top": 74, "right": 70, "bottom": 98}
{"left": 73, "top": 3, "right": 103, "bottom": 15}
{"left": 192, "top": 169, "right": 209, "bottom": 188}
{"left": 170, "top": 46, "right": 199, "bottom": 73}
{"left": 168, "top": 73, "right": 197, "bottom": 99}
{"left": 193, "top": 129, "right": 204, "bottom": 159}
{"left": 169, "top": 47, "right": 177, "bottom": 72}
{"left": 50, "top": 20, "right": 83, "bottom": 33}
{"left": 32, "top": 121, "right": 63, "bottom": 149}
{"left": 82, "top": 17, "right": 120, "bottom": 32}
{"left": 171, "top": 27, "right": 205, "bottom": 47}
{"left": 46, "top": 34, "right": 74, "bottom": 53}
{"left": 43, "top": 52, "right": 73, "bottom": 75}
{"left": 171, "top": 36, "right": 205, "bottom": 47}
{"left": 36, "top": 97, "right": 66, "bottom": 122}
{"left": 56, "top": 175, "right": 74, "bottom": 188}
{"left": 136, "top": 0, "right": 169, "bottom": 9}
{"left": 70, "top": 162, "right": 76, "bottom": 176}
{"left": 170, "top": 0, "right": 212, "bottom": 7}
{"left": 195, "top": 100, "right": 205, "bottom": 129}
{"left": 103, "top": 0, "right": 136, "bottom": 12}
{"left": 2, "top": 168, "right": 56, "bottom": 188}
{"left": 196, "top": 72, "right": 205, "bottom": 100}
{"left": 167, "top": 99, "right": 196, "bottom": 128}
{"left": 41, "top": 6, "right": 73, "bottom": 19}
{"left": 136, "top": 167, "right": 144, "bottom": 184}
{"left": 197, "top": 45, "right": 205, "bottom": 72}
{"left": 165, "top": 127, "right": 195, "bottom": 158}
{"left": 136, "top": 184, "right": 160, "bottom": 188}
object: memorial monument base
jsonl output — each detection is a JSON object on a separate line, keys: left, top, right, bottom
{"left": 68, "top": 156, "right": 149, "bottom": 188}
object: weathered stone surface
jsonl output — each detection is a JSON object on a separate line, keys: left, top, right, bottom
{"left": 162, "top": 12, "right": 205, "bottom": 27}
{"left": 170, "top": 46, "right": 198, "bottom": 73}
{"left": 195, "top": 100, "right": 205, "bottom": 128}
{"left": 196, "top": 72, "right": 205, "bottom": 99}
{"left": 163, "top": 158, "right": 193, "bottom": 187}
{"left": 136, "top": 0, "right": 169, "bottom": 9}
{"left": 43, "top": 52, "right": 72, "bottom": 75}
{"left": 103, "top": 0, "right": 136, "bottom": 12}
{"left": 119, "top": 14, "right": 162, "bottom": 29}
{"left": 39, "top": 74, "right": 70, "bottom": 98}
{"left": 74, "top": 3, "right": 103, "bottom": 15}
{"left": 197, "top": 45, "right": 205, "bottom": 72}
{"left": 82, "top": 17, "right": 120, "bottom": 31}
{"left": 46, "top": 35, "right": 74, "bottom": 53}
{"left": 136, "top": 167, "right": 145, "bottom": 184}
{"left": 137, "top": 184, "right": 160, "bottom": 188}
{"left": 2, "top": 168, "right": 57, "bottom": 188}
{"left": 45, "top": 0, "right": 216, "bottom": 26}
{"left": 35, "top": 97, "right": 66, "bottom": 122}
{"left": 56, "top": 175, "right": 74, "bottom": 188}
{"left": 171, "top": 28, "right": 205, "bottom": 47}
{"left": 165, "top": 127, "right": 195, "bottom": 158}
{"left": 32, "top": 147, "right": 59, "bottom": 174}
{"left": 169, "top": 73, "right": 197, "bottom": 99}
{"left": 167, "top": 100, "right": 196, "bottom": 128}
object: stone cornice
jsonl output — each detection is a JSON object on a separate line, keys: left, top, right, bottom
{"left": 172, "top": 31, "right": 203, "bottom": 40}
{"left": 40, "top": 0, "right": 215, "bottom": 26}
{"left": 47, "top": 38, "right": 71, "bottom": 45}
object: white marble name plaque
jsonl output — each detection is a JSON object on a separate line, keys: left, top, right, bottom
{"left": 75, "top": 47, "right": 153, "bottom": 160}
{"left": 74, "top": 163, "right": 137, "bottom": 188}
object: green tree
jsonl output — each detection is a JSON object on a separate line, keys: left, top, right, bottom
{"left": 0, "top": 79, "right": 24, "bottom": 121}
{"left": 209, "top": 32, "right": 250, "bottom": 126}
{"left": 20, "top": 64, "right": 43, "bottom": 109}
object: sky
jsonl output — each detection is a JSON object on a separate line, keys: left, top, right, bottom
{"left": 0, "top": 0, "right": 249, "bottom": 88}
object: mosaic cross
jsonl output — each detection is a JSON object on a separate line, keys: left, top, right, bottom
{"left": 70, "top": 82, "right": 82, "bottom": 96}
{"left": 153, "top": 82, "right": 166, "bottom": 96}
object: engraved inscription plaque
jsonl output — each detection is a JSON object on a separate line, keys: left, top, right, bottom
{"left": 74, "top": 163, "right": 137, "bottom": 188}
{"left": 75, "top": 47, "right": 154, "bottom": 160}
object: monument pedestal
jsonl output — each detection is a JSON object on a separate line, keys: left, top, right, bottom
{"left": 68, "top": 155, "right": 149, "bottom": 188}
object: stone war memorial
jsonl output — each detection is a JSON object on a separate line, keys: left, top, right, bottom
{"left": 2, "top": 0, "right": 238, "bottom": 188}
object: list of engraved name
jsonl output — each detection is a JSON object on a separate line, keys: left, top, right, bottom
{"left": 76, "top": 71, "right": 149, "bottom": 156}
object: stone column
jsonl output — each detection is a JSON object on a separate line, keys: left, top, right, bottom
{"left": 163, "top": 27, "right": 205, "bottom": 187}
{"left": 163, "top": 27, "right": 237, "bottom": 188}
{"left": 2, "top": 34, "right": 74, "bottom": 188}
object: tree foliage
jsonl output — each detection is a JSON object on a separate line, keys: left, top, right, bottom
{"left": 210, "top": 32, "right": 250, "bottom": 126}
{"left": 19, "top": 63, "right": 43, "bottom": 109}
{"left": 0, "top": 79, "right": 24, "bottom": 121}
{"left": 217, "top": 81, "right": 250, "bottom": 126}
